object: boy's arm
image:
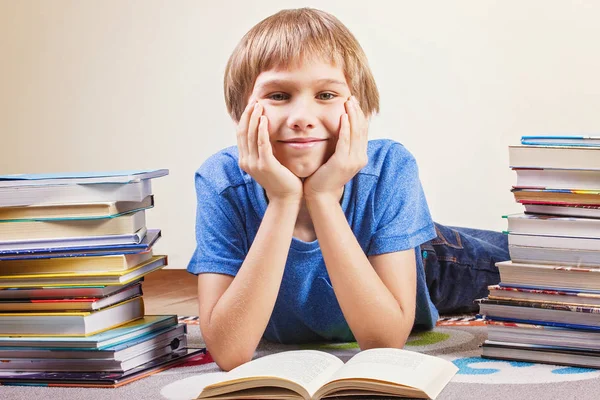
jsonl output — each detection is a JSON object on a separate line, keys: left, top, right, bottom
{"left": 306, "top": 195, "right": 416, "bottom": 349}
{"left": 197, "top": 101, "right": 303, "bottom": 371}
{"left": 304, "top": 97, "right": 417, "bottom": 348}
{"left": 198, "top": 197, "right": 300, "bottom": 371}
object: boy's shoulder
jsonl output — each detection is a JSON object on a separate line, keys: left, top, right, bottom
{"left": 363, "top": 139, "right": 417, "bottom": 177}
{"left": 195, "top": 146, "right": 245, "bottom": 193}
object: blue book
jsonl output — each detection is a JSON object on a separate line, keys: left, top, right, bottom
{"left": 0, "top": 324, "right": 187, "bottom": 358}
{"left": 0, "top": 229, "right": 160, "bottom": 259}
{"left": 0, "top": 169, "right": 169, "bottom": 187}
{"left": 521, "top": 135, "right": 600, "bottom": 147}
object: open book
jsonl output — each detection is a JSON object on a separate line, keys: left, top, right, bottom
{"left": 196, "top": 348, "right": 458, "bottom": 400}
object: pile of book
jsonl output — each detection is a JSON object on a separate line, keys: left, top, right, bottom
{"left": 0, "top": 170, "right": 207, "bottom": 387}
{"left": 478, "top": 135, "right": 600, "bottom": 368}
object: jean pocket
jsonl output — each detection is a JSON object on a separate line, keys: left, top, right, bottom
{"left": 429, "top": 223, "right": 464, "bottom": 249}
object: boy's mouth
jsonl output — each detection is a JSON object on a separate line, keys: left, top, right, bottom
{"left": 280, "top": 138, "right": 327, "bottom": 149}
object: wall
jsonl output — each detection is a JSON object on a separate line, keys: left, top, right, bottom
{"left": 1, "top": 0, "right": 599, "bottom": 268}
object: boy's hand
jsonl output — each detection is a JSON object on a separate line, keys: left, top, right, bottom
{"left": 237, "top": 101, "right": 303, "bottom": 203}
{"left": 304, "top": 96, "right": 368, "bottom": 201}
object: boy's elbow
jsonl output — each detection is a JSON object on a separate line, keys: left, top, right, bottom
{"left": 212, "top": 351, "right": 253, "bottom": 372}
{"left": 203, "top": 331, "right": 255, "bottom": 371}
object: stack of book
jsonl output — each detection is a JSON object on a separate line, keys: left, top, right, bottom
{"left": 0, "top": 170, "right": 207, "bottom": 387}
{"left": 478, "top": 136, "right": 600, "bottom": 368}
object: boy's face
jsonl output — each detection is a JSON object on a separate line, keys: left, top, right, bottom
{"left": 250, "top": 60, "right": 351, "bottom": 178}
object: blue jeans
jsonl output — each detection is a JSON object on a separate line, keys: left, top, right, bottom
{"left": 420, "top": 223, "right": 509, "bottom": 314}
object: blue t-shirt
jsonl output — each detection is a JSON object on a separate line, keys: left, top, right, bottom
{"left": 187, "top": 139, "right": 438, "bottom": 343}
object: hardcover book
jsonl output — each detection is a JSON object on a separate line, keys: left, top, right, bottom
{"left": 0, "top": 195, "right": 154, "bottom": 222}
{"left": 0, "top": 255, "right": 167, "bottom": 287}
{"left": 478, "top": 298, "right": 600, "bottom": 329}
{"left": 0, "top": 229, "right": 160, "bottom": 259}
{"left": 520, "top": 135, "right": 600, "bottom": 147}
{"left": 0, "top": 169, "right": 169, "bottom": 187}
{"left": 482, "top": 340, "right": 600, "bottom": 369}
{"left": 496, "top": 260, "right": 600, "bottom": 291}
{"left": 0, "top": 347, "right": 209, "bottom": 388}
{"left": 513, "top": 168, "right": 600, "bottom": 191}
{"left": 509, "top": 145, "right": 600, "bottom": 170}
{"left": 0, "top": 210, "right": 147, "bottom": 241}
{"left": 485, "top": 319, "right": 600, "bottom": 351}
{"left": 503, "top": 212, "right": 600, "bottom": 238}
{"left": 0, "top": 314, "right": 176, "bottom": 348}
{"left": 0, "top": 296, "right": 145, "bottom": 336}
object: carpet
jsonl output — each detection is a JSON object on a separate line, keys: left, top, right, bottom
{"left": 3, "top": 321, "right": 600, "bottom": 400}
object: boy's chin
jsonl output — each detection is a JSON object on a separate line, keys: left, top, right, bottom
{"left": 287, "top": 164, "right": 320, "bottom": 179}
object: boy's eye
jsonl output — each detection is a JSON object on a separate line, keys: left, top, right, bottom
{"left": 317, "top": 92, "right": 336, "bottom": 100}
{"left": 268, "top": 93, "right": 289, "bottom": 101}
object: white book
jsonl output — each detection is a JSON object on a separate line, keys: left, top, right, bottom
{"left": 509, "top": 244, "right": 600, "bottom": 266}
{"left": 504, "top": 212, "right": 600, "bottom": 238}
{"left": 0, "top": 169, "right": 168, "bottom": 187}
{"left": 509, "top": 145, "right": 600, "bottom": 170}
{"left": 194, "top": 348, "right": 457, "bottom": 400}
{"left": 0, "top": 210, "right": 146, "bottom": 241}
{"left": 508, "top": 233, "right": 600, "bottom": 251}
{"left": 496, "top": 260, "right": 600, "bottom": 291}
{"left": 0, "top": 296, "right": 144, "bottom": 336}
{"left": 514, "top": 168, "right": 600, "bottom": 190}
{"left": 523, "top": 203, "right": 600, "bottom": 219}
{"left": 0, "top": 180, "right": 153, "bottom": 207}
{"left": 0, "top": 227, "right": 147, "bottom": 251}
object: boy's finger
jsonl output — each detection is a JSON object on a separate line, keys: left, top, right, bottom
{"left": 336, "top": 113, "right": 351, "bottom": 156}
{"left": 257, "top": 116, "right": 273, "bottom": 163}
{"left": 345, "top": 97, "right": 359, "bottom": 154}
{"left": 247, "top": 103, "right": 262, "bottom": 160}
{"left": 236, "top": 100, "right": 255, "bottom": 158}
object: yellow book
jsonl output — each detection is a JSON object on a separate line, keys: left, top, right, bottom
{"left": 0, "top": 251, "right": 153, "bottom": 276}
{"left": 0, "top": 255, "right": 167, "bottom": 287}
{"left": 0, "top": 296, "right": 144, "bottom": 336}
{"left": 0, "top": 195, "right": 153, "bottom": 221}
{"left": 195, "top": 349, "right": 457, "bottom": 400}
{"left": 0, "top": 210, "right": 146, "bottom": 241}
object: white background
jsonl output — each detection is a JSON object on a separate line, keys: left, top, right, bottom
{"left": 1, "top": 1, "right": 599, "bottom": 268}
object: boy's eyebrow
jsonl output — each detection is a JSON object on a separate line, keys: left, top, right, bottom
{"left": 255, "top": 78, "right": 347, "bottom": 90}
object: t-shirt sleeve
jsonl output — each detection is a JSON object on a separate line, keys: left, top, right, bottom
{"left": 186, "top": 171, "right": 247, "bottom": 276}
{"left": 367, "top": 143, "right": 436, "bottom": 256}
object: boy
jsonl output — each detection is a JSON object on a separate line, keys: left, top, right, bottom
{"left": 187, "top": 8, "right": 508, "bottom": 371}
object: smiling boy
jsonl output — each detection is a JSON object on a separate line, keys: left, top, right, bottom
{"left": 187, "top": 8, "right": 508, "bottom": 371}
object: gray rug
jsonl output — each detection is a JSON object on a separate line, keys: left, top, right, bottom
{"left": 3, "top": 324, "right": 600, "bottom": 400}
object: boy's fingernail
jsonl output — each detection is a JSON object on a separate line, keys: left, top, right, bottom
{"left": 352, "top": 96, "right": 359, "bottom": 105}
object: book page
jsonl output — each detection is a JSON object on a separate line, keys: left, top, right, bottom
{"left": 322, "top": 348, "right": 457, "bottom": 398}
{"left": 212, "top": 350, "right": 344, "bottom": 396}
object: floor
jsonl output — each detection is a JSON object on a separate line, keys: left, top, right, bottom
{"left": 142, "top": 269, "right": 199, "bottom": 317}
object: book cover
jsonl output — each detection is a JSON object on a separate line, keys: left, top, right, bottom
{"left": 0, "top": 229, "right": 160, "bottom": 259}
{"left": 0, "top": 180, "right": 154, "bottom": 208}
{"left": 0, "top": 347, "right": 209, "bottom": 388}
{"left": 0, "top": 210, "right": 147, "bottom": 241}
{"left": 0, "top": 255, "right": 167, "bottom": 287}
{"left": 0, "top": 169, "right": 169, "bottom": 186}
{"left": 0, "top": 314, "right": 177, "bottom": 348}
{"left": 0, "top": 251, "right": 154, "bottom": 276}
{"left": 0, "top": 196, "right": 154, "bottom": 222}
{"left": 521, "top": 135, "right": 600, "bottom": 147}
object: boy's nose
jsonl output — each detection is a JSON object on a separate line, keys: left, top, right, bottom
{"left": 288, "top": 100, "right": 316, "bottom": 131}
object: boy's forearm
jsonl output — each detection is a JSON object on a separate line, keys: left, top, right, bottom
{"left": 202, "top": 198, "right": 300, "bottom": 370}
{"left": 306, "top": 194, "right": 412, "bottom": 348}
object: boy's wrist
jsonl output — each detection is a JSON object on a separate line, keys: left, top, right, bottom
{"left": 304, "top": 192, "right": 341, "bottom": 208}
{"left": 267, "top": 195, "right": 303, "bottom": 209}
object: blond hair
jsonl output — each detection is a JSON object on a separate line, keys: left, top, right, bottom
{"left": 224, "top": 8, "right": 380, "bottom": 122}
